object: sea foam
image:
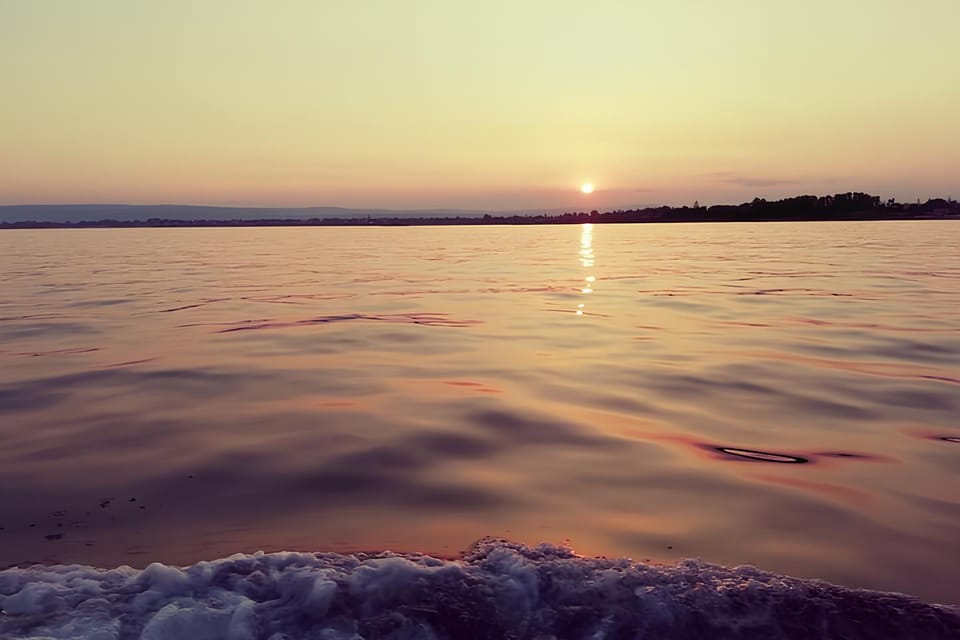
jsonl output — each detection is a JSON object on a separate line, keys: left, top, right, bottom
{"left": 1, "top": 539, "right": 957, "bottom": 639}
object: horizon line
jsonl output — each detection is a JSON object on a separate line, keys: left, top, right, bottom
{"left": 3, "top": 191, "right": 954, "bottom": 214}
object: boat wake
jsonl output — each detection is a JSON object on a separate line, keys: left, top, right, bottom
{"left": 1, "top": 539, "right": 957, "bottom": 639}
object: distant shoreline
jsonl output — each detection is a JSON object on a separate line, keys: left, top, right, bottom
{"left": 3, "top": 213, "right": 959, "bottom": 230}
{"left": 2, "top": 192, "right": 958, "bottom": 228}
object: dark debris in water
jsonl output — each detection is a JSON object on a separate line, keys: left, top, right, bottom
{"left": 12, "top": 496, "right": 153, "bottom": 546}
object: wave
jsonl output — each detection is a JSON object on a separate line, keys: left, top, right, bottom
{"left": 1, "top": 539, "right": 957, "bottom": 640}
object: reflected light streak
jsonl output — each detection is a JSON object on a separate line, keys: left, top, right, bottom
{"left": 579, "top": 223, "right": 595, "bottom": 268}
{"left": 577, "top": 223, "right": 596, "bottom": 316}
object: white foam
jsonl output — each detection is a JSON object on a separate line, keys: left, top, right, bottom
{"left": 1, "top": 539, "right": 956, "bottom": 639}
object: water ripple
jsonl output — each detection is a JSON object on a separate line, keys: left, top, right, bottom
{"left": 208, "top": 313, "right": 483, "bottom": 332}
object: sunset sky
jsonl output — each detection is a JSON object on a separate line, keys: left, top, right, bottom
{"left": 2, "top": 1, "right": 957, "bottom": 210}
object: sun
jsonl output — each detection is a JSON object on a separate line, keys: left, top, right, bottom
{"left": 580, "top": 182, "right": 595, "bottom": 194}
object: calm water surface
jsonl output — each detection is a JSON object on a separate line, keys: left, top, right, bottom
{"left": 0, "top": 222, "right": 958, "bottom": 603}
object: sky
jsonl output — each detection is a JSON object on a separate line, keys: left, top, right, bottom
{"left": 2, "top": 0, "right": 958, "bottom": 211}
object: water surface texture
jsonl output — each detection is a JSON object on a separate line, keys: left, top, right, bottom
{"left": 0, "top": 222, "right": 958, "bottom": 603}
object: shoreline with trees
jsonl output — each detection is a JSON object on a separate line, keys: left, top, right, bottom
{"left": 2, "top": 193, "right": 957, "bottom": 229}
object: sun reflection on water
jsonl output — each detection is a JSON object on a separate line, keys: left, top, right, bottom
{"left": 578, "top": 223, "right": 595, "bottom": 315}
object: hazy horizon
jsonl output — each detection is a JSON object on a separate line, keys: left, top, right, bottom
{"left": 0, "top": 189, "right": 955, "bottom": 214}
{"left": 3, "top": 1, "right": 958, "bottom": 210}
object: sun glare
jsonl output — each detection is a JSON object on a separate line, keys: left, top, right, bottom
{"left": 580, "top": 182, "right": 594, "bottom": 194}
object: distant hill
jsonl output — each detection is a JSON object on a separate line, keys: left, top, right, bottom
{"left": 0, "top": 204, "right": 495, "bottom": 223}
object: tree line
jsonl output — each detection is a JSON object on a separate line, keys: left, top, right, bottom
{"left": 2, "top": 193, "right": 957, "bottom": 228}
